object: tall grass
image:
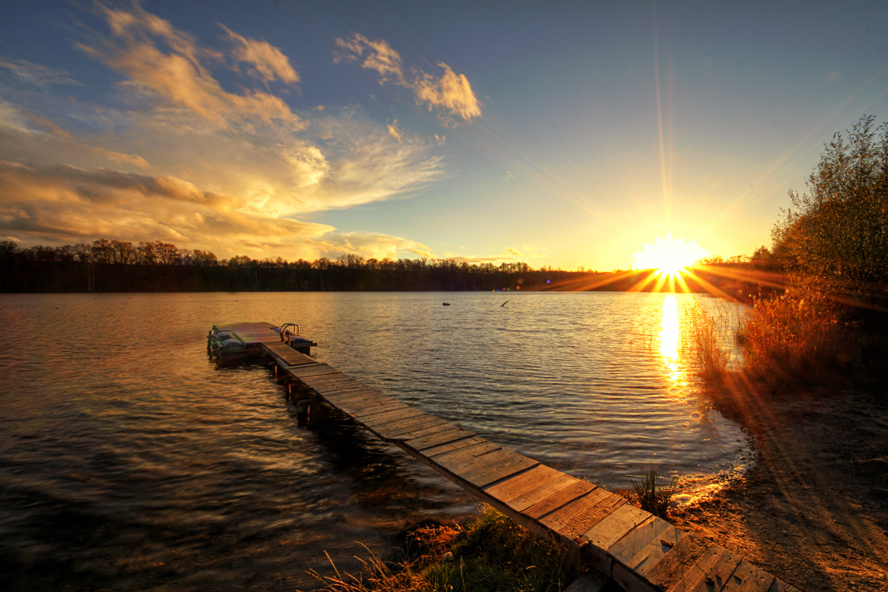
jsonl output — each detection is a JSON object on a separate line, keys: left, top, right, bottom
{"left": 629, "top": 465, "right": 676, "bottom": 519}
{"left": 684, "top": 300, "right": 737, "bottom": 380}
{"left": 307, "top": 506, "right": 578, "bottom": 592}
{"left": 736, "top": 280, "right": 860, "bottom": 385}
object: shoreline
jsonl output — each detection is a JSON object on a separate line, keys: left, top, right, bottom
{"left": 670, "top": 379, "right": 888, "bottom": 592}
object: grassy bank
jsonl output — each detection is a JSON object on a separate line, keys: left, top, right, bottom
{"left": 688, "top": 278, "right": 888, "bottom": 393}
{"left": 305, "top": 505, "right": 581, "bottom": 592}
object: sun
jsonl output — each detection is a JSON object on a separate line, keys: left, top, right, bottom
{"left": 632, "top": 233, "right": 709, "bottom": 276}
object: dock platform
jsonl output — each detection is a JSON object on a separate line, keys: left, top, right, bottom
{"left": 211, "top": 321, "right": 802, "bottom": 592}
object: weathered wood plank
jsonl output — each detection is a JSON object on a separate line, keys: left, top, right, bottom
{"left": 301, "top": 375, "right": 362, "bottom": 390}
{"left": 484, "top": 464, "right": 564, "bottom": 503}
{"left": 432, "top": 441, "right": 502, "bottom": 466}
{"left": 459, "top": 449, "right": 539, "bottom": 488}
{"left": 320, "top": 386, "right": 385, "bottom": 401}
{"left": 358, "top": 407, "right": 428, "bottom": 427}
{"left": 404, "top": 427, "right": 475, "bottom": 451}
{"left": 581, "top": 503, "right": 650, "bottom": 554}
{"left": 643, "top": 534, "right": 712, "bottom": 592}
{"left": 719, "top": 560, "right": 775, "bottom": 592}
{"left": 350, "top": 402, "right": 415, "bottom": 419}
{"left": 558, "top": 491, "right": 627, "bottom": 544}
{"left": 287, "top": 365, "right": 338, "bottom": 378}
{"left": 610, "top": 525, "right": 687, "bottom": 591}
{"left": 525, "top": 480, "right": 597, "bottom": 520}
{"left": 380, "top": 416, "right": 454, "bottom": 440}
{"left": 663, "top": 544, "right": 741, "bottom": 592}
{"left": 371, "top": 415, "right": 452, "bottom": 440}
{"left": 689, "top": 546, "right": 744, "bottom": 592}
{"left": 421, "top": 435, "right": 487, "bottom": 458}
{"left": 388, "top": 420, "right": 458, "bottom": 442}
{"left": 506, "top": 473, "right": 580, "bottom": 513}
{"left": 608, "top": 515, "right": 674, "bottom": 571}
{"left": 538, "top": 486, "right": 610, "bottom": 534}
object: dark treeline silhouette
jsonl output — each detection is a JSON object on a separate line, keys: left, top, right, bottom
{"left": 0, "top": 238, "right": 763, "bottom": 294}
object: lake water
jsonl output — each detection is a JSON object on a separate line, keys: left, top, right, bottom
{"left": 0, "top": 291, "right": 750, "bottom": 590}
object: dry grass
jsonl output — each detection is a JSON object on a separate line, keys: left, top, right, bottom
{"left": 629, "top": 465, "right": 676, "bottom": 519}
{"left": 305, "top": 506, "right": 578, "bottom": 592}
{"left": 684, "top": 300, "right": 736, "bottom": 380}
{"left": 736, "top": 280, "right": 860, "bottom": 386}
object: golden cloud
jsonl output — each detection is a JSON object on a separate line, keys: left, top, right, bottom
{"left": 335, "top": 34, "right": 481, "bottom": 124}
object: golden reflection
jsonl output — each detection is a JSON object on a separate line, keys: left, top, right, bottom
{"left": 659, "top": 295, "right": 684, "bottom": 385}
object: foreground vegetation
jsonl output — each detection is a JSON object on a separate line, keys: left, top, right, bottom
{"left": 692, "top": 115, "right": 888, "bottom": 390}
{"left": 307, "top": 506, "right": 579, "bottom": 592}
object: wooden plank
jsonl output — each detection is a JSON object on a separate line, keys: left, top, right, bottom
{"left": 383, "top": 417, "right": 455, "bottom": 441}
{"left": 431, "top": 441, "right": 502, "bottom": 465}
{"left": 719, "top": 560, "right": 775, "bottom": 592}
{"left": 369, "top": 415, "right": 451, "bottom": 440}
{"left": 459, "top": 449, "right": 539, "bottom": 488}
{"left": 688, "top": 547, "right": 744, "bottom": 592}
{"left": 421, "top": 435, "right": 488, "bottom": 458}
{"left": 644, "top": 534, "right": 712, "bottom": 592}
{"left": 351, "top": 403, "right": 416, "bottom": 420}
{"left": 357, "top": 407, "right": 427, "bottom": 427}
{"left": 663, "top": 544, "right": 741, "bottom": 592}
{"left": 387, "top": 420, "right": 458, "bottom": 442}
{"left": 538, "top": 486, "right": 610, "bottom": 533}
{"left": 484, "top": 464, "right": 564, "bottom": 503}
{"left": 610, "top": 526, "right": 687, "bottom": 591}
{"left": 320, "top": 386, "right": 384, "bottom": 401}
{"left": 608, "top": 514, "right": 674, "bottom": 570}
{"left": 372, "top": 413, "right": 444, "bottom": 438}
{"left": 524, "top": 479, "right": 597, "bottom": 520}
{"left": 581, "top": 503, "right": 650, "bottom": 553}
{"left": 558, "top": 491, "right": 626, "bottom": 543}
{"left": 404, "top": 427, "right": 475, "bottom": 451}
{"left": 287, "top": 365, "right": 338, "bottom": 378}
{"left": 299, "top": 376, "right": 359, "bottom": 390}
{"left": 506, "top": 473, "right": 580, "bottom": 513}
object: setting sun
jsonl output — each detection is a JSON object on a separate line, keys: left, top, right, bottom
{"left": 632, "top": 233, "right": 710, "bottom": 276}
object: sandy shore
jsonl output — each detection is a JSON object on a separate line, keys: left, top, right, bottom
{"left": 670, "top": 380, "right": 888, "bottom": 591}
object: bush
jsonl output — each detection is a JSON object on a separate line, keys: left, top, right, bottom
{"left": 736, "top": 278, "right": 859, "bottom": 385}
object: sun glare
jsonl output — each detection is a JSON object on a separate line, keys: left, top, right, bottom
{"left": 632, "top": 233, "right": 709, "bottom": 276}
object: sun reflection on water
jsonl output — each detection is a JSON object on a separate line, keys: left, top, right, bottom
{"left": 659, "top": 295, "right": 685, "bottom": 385}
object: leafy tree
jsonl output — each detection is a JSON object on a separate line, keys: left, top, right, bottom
{"left": 773, "top": 115, "right": 888, "bottom": 297}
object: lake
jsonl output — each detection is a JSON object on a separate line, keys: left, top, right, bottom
{"left": 0, "top": 291, "right": 750, "bottom": 590}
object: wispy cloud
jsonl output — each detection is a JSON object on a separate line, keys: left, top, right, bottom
{"left": 0, "top": 5, "right": 448, "bottom": 262}
{"left": 221, "top": 24, "right": 300, "bottom": 85}
{"left": 335, "top": 33, "right": 481, "bottom": 124}
{"left": 0, "top": 58, "right": 81, "bottom": 87}
{"left": 78, "top": 3, "right": 301, "bottom": 129}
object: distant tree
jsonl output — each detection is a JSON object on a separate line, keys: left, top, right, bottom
{"left": 772, "top": 115, "right": 888, "bottom": 296}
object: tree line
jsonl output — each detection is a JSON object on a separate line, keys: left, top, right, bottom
{"left": 0, "top": 239, "right": 589, "bottom": 292}
{"left": 0, "top": 238, "right": 766, "bottom": 294}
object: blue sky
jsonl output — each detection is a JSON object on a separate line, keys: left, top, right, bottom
{"left": 1, "top": 1, "right": 887, "bottom": 270}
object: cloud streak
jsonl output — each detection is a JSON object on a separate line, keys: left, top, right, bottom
{"left": 78, "top": 3, "right": 301, "bottom": 129}
{"left": 0, "top": 5, "right": 451, "bottom": 263}
{"left": 335, "top": 34, "right": 481, "bottom": 124}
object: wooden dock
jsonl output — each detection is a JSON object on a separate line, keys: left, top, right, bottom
{"left": 212, "top": 322, "right": 802, "bottom": 592}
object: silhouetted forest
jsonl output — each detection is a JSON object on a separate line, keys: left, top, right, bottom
{"left": 0, "top": 238, "right": 768, "bottom": 295}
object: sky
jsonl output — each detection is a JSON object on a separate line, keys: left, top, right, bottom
{"left": 1, "top": 1, "right": 887, "bottom": 271}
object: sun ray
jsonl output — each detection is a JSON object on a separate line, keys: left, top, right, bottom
{"left": 632, "top": 233, "right": 709, "bottom": 278}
